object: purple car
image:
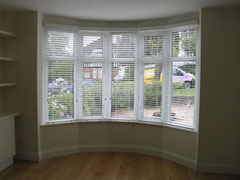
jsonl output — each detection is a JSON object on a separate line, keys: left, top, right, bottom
{"left": 172, "top": 68, "right": 195, "bottom": 89}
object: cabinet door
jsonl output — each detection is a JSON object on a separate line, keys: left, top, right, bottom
{"left": 0, "top": 117, "right": 15, "bottom": 163}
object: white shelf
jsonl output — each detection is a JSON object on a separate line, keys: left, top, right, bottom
{"left": 0, "top": 57, "right": 16, "bottom": 62}
{"left": 0, "top": 83, "right": 16, "bottom": 87}
{"left": 0, "top": 29, "right": 16, "bottom": 37}
{"left": 0, "top": 112, "right": 19, "bottom": 121}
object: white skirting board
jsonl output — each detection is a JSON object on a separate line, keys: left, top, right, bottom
{"left": 41, "top": 144, "right": 197, "bottom": 169}
{"left": 196, "top": 163, "right": 240, "bottom": 175}
{"left": 0, "top": 157, "right": 13, "bottom": 172}
{"left": 14, "top": 152, "right": 41, "bottom": 162}
{"left": 40, "top": 145, "right": 240, "bottom": 174}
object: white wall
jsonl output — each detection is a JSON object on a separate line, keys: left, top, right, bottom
{"left": 0, "top": 12, "right": 40, "bottom": 161}
{"left": 41, "top": 122, "right": 197, "bottom": 167}
{"left": 3, "top": 9, "right": 239, "bottom": 174}
{"left": 39, "top": 13, "right": 199, "bottom": 168}
{"left": 197, "top": 8, "right": 240, "bottom": 174}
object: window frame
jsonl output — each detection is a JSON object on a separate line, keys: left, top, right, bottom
{"left": 167, "top": 25, "right": 200, "bottom": 129}
{"left": 42, "top": 24, "right": 200, "bottom": 131}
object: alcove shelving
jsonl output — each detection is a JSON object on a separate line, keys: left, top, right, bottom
{"left": 0, "top": 29, "right": 17, "bottom": 88}
{"left": 0, "top": 25, "right": 19, "bottom": 171}
{"left": 0, "top": 57, "right": 16, "bottom": 62}
{"left": 0, "top": 28, "right": 18, "bottom": 118}
{"left": 0, "top": 83, "right": 16, "bottom": 87}
{"left": 0, "top": 29, "right": 16, "bottom": 37}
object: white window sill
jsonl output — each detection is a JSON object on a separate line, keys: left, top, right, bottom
{"left": 40, "top": 118, "right": 197, "bottom": 133}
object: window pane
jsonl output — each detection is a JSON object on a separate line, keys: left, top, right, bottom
{"left": 47, "top": 31, "right": 75, "bottom": 57}
{"left": 83, "top": 36, "right": 103, "bottom": 57}
{"left": 112, "top": 34, "right": 135, "bottom": 58}
{"left": 83, "top": 62, "right": 102, "bottom": 116}
{"left": 47, "top": 60, "right": 74, "bottom": 120}
{"left": 144, "top": 63, "right": 163, "bottom": 118}
{"left": 172, "top": 30, "right": 197, "bottom": 57}
{"left": 144, "top": 35, "right": 163, "bottom": 57}
{"left": 112, "top": 62, "right": 134, "bottom": 118}
{"left": 171, "top": 61, "right": 196, "bottom": 127}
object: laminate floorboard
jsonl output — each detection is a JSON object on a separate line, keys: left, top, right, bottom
{"left": 0, "top": 152, "right": 239, "bottom": 180}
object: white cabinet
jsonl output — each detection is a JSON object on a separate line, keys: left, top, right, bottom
{"left": 0, "top": 113, "right": 18, "bottom": 171}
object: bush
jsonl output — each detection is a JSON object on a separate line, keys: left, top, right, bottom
{"left": 48, "top": 81, "right": 166, "bottom": 119}
{"left": 48, "top": 92, "right": 74, "bottom": 120}
{"left": 144, "top": 81, "right": 162, "bottom": 109}
{"left": 83, "top": 81, "right": 102, "bottom": 116}
{"left": 111, "top": 81, "right": 134, "bottom": 111}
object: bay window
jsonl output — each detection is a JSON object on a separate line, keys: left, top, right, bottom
{"left": 44, "top": 24, "right": 199, "bottom": 130}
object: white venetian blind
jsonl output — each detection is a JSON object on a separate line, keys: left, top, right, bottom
{"left": 111, "top": 62, "right": 135, "bottom": 118}
{"left": 143, "top": 63, "right": 163, "bottom": 118}
{"left": 46, "top": 60, "right": 75, "bottom": 121}
{"left": 172, "top": 29, "right": 197, "bottom": 57}
{"left": 45, "top": 28, "right": 76, "bottom": 121}
{"left": 83, "top": 35, "right": 103, "bottom": 57}
{"left": 46, "top": 30, "right": 75, "bottom": 58}
{"left": 82, "top": 62, "right": 102, "bottom": 116}
{"left": 169, "top": 27, "right": 197, "bottom": 127}
{"left": 170, "top": 61, "right": 196, "bottom": 127}
{"left": 144, "top": 35, "right": 163, "bottom": 58}
{"left": 112, "top": 33, "right": 136, "bottom": 58}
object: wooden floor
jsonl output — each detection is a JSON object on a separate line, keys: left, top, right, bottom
{"left": 0, "top": 153, "right": 239, "bottom": 180}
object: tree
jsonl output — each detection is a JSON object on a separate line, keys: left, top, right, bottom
{"left": 173, "top": 30, "right": 197, "bottom": 57}
{"left": 154, "top": 63, "right": 162, "bottom": 81}
{"left": 173, "top": 33, "right": 180, "bottom": 57}
{"left": 48, "top": 31, "right": 74, "bottom": 57}
{"left": 143, "top": 36, "right": 163, "bottom": 80}
{"left": 181, "top": 30, "right": 197, "bottom": 56}
{"left": 144, "top": 36, "right": 163, "bottom": 57}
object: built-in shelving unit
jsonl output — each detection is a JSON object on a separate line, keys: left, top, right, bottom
{"left": 0, "top": 29, "right": 17, "bottom": 89}
{"left": 0, "top": 112, "right": 19, "bottom": 121}
{"left": 0, "top": 19, "right": 19, "bottom": 172}
{"left": 0, "top": 57, "right": 16, "bottom": 62}
{"left": 0, "top": 83, "right": 17, "bottom": 87}
{"left": 0, "top": 29, "right": 16, "bottom": 37}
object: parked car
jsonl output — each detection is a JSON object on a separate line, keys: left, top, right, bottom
{"left": 114, "top": 74, "right": 125, "bottom": 81}
{"left": 144, "top": 67, "right": 195, "bottom": 88}
{"left": 83, "top": 79, "right": 93, "bottom": 87}
{"left": 64, "top": 84, "right": 74, "bottom": 93}
{"left": 63, "top": 80, "right": 93, "bottom": 93}
{"left": 172, "top": 67, "right": 195, "bottom": 88}
{"left": 48, "top": 83, "right": 61, "bottom": 95}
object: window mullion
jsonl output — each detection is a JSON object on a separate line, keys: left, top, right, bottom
{"left": 162, "top": 31, "right": 171, "bottom": 123}
{"left": 134, "top": 34, "right": 140, "bottom": 120}
{"left": 138, "top": 61, "right": 144, "bottom": 120}
{"left": 77, "top": 34, "right": 83, "bottom": 119}
{"left": 103, "top": 61, "right": 111, "bottom": 119}
{"left": 44, "top": 29, "right": 50, "bottom": 123}
{"left": 193, "top": 28, "right": 201, "bottom": 130}
{"left": 44, "top": 60, "right": 49, "bottom": 122}
{"left": 76, "top": 61, "right": 83, "bottom": 119}
{"left": 102, "top": 34, "right": 111, "bottom": 119}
